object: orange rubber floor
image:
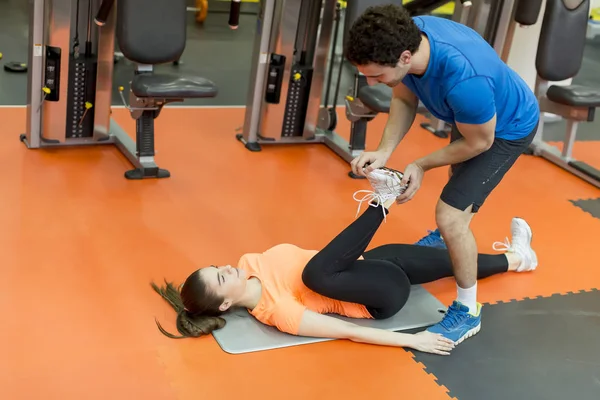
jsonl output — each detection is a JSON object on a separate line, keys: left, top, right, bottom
{"left": 1, "top": 106, "right": 599, "bottom": 399}
{"left": 547, "top": 140, "right": 600, "bottom": 171}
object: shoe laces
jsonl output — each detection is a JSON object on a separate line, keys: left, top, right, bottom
{"left": 492, "top": 237, "right": 512, "bottom": 252}
{"left": 493, "top": 236, "right": 531, "bottom": 272}
{"left": 352, "top": 190, "right": 389, "bottom": 221}
{"left": 438, "top": 304, "right": 468, "bottom": 330}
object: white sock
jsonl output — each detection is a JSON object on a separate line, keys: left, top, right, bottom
{"left": 456, "top": 282, "right": 477, "bottom": 313}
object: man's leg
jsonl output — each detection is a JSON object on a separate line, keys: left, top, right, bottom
{"left": 414, "top": 127, "right": 462, "bottom": 249}
{"left": 436, "top": 200, "right": 478, "bottom": 308}
{"left": 412, "top": 163, "right": 451, "bottom": 249}
{"left": 425, "top": 123, "right": 537, "bottom": 344}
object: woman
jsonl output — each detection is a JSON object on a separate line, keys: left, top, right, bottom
{"left": 152, "top": 174, "right": 537, "bottom": 356}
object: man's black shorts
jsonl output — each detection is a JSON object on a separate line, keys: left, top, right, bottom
{"left": 440, "top": 120, "right": 539, "bottom": 213}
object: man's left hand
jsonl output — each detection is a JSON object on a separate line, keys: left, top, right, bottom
{"left": 396, "top": 162, "right": 425, "bottom": 204}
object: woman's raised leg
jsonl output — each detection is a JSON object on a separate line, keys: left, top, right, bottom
{"left": 302, "top": 199, "right": 414, "bottom": 318}
{"left": 303, "top": 199, "right": 392, "bottom": 279}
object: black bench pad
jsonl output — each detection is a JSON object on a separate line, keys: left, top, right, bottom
{"left": 132, "top": 73, "right": 218, "bottom": 99}
{"left": 546, "top": 84, "right": 600, "bottom": 107}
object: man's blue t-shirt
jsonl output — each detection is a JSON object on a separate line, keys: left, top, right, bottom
{"left": 402, "top": 16, "right": 539, "bottom": 141}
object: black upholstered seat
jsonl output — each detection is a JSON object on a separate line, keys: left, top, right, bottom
{"left": 358, "top": 84, "right": 393, "bottom": 113}
{"left": 546, "top": 84, "right": 600, "bottom": 108}
{"left": 131, "top": 73, "right": 218, "bottom": 99}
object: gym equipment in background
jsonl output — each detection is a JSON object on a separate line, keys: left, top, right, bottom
{"left": 1, "top": 51, "right": 28, "bottom": 72}
{"left": 318, "top": 0, "right": 346, "bottom": 133}
{"left": 212, "top": 285, "right": 445, "bottom": 354}
{"left": 4, "top": 62, "right": 28, "bottom": 73}
{"left": 21, "top": 0, "right": 239, "bottom": 179}
{"left": 529, "top": 0, "right": 600, "bottom": 188}
{"left": 236, "top": 0, "right": 515, "bottom": 178}
{"left": 191, "top": 0, "right": 209, "bottom": 23}
{"left": 236, "top": 0, "right": 344, "bottom": 160}
{"left": 187, "top": 0, "right": 254, "bottom": 24}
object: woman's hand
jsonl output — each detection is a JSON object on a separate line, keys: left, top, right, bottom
{"left": 410, "top": 331, "right": 455, "bottom": 355}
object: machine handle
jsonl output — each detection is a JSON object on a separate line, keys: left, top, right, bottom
{"left": 229, "top": 0, "right": 241, "bottom": 29}
{"left": 459, "top": 0, "right": 472, "bottom": 7}
{"left": 514, "top": 0, "right": 543, "bottom": 26}
{"left": 95, "top": 0, "right": 115, "bottom": 26}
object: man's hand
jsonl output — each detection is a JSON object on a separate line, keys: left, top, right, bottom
{"left": 350, "top": 150, "right": 391, "bottom": 176}
{"left": 396, "top": 162, "right": 425, "bottom": 204}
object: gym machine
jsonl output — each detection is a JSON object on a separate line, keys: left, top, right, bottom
{"left": 21, "top": 0, "right": 239, "bottom": 179}
{"left": 526, "top": 0, "right": 600, "bottom": 188}
{"left": 236, "top": 0, "right": 343, "bottom": 157}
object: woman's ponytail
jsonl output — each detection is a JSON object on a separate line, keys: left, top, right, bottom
{"left": 151, "top": 277, "right": 227, "bottom": 339}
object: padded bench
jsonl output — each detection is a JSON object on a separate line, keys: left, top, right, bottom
{"left": 530, "top": 0, "right": 600, "bottom": 187}
{"left": 131, "top": 73, "right": 218, "bottom": 99}
{"left": 545, "top": 84, "right": 600, "bottom": 109}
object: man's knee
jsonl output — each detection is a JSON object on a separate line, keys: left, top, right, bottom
{"left": 435, "top": 199, "right": 473, "bottom": 240}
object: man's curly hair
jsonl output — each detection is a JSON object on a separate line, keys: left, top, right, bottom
{"left": 345, "top": 4, "right": 422, "bottom": 67}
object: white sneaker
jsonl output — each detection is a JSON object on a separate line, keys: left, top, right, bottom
{"left": 353, "top": 167, "right": 407, "bottom": 219}
{"left": 367, "top": 167, "right": 407, "bottom": 198}
{"left": 492, "top": 217, "right": 538, "bottom": 272}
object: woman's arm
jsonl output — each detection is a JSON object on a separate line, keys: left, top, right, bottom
{"left": 296, "top": 309, "right": 454, "bottom": 355}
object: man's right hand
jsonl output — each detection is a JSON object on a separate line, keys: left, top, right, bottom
{"left": 350, "top": 150, "right": 391, "bottom": 176}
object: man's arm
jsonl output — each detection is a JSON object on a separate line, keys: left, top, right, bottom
{"left": 377, "top": 82, "right": 419, "bottom": 157}
{"left": 415, "top": 76, "right": 497, "bottom": 172}
{"left": 416, "top": 116, "right": 496, "bottom": 171}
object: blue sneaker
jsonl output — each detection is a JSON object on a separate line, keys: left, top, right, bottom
{"left": 415, "top": 229, "right": 447, "bottom": 249}
{"left": 427, "top": 301, "right": 482, "bottom": 344}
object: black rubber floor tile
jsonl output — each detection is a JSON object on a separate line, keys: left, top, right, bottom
{"left": 410, "top": 289, "right": 600, "bottom": 400}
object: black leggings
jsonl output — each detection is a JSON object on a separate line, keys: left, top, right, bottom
{"left": 301, "top": 205, "right": 509, "bottom": 319}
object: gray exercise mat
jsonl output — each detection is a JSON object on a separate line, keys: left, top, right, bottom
{"left": 212, "top": 285, "right": 446, "bottom": 354}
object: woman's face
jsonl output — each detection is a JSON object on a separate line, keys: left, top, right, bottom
{"left": 199, "top": 265, "right": 247, "bottom": 311}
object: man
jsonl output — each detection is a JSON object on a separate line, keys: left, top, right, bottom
{"left": 344, "top": 5, "right": 539, "bottom": 344}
